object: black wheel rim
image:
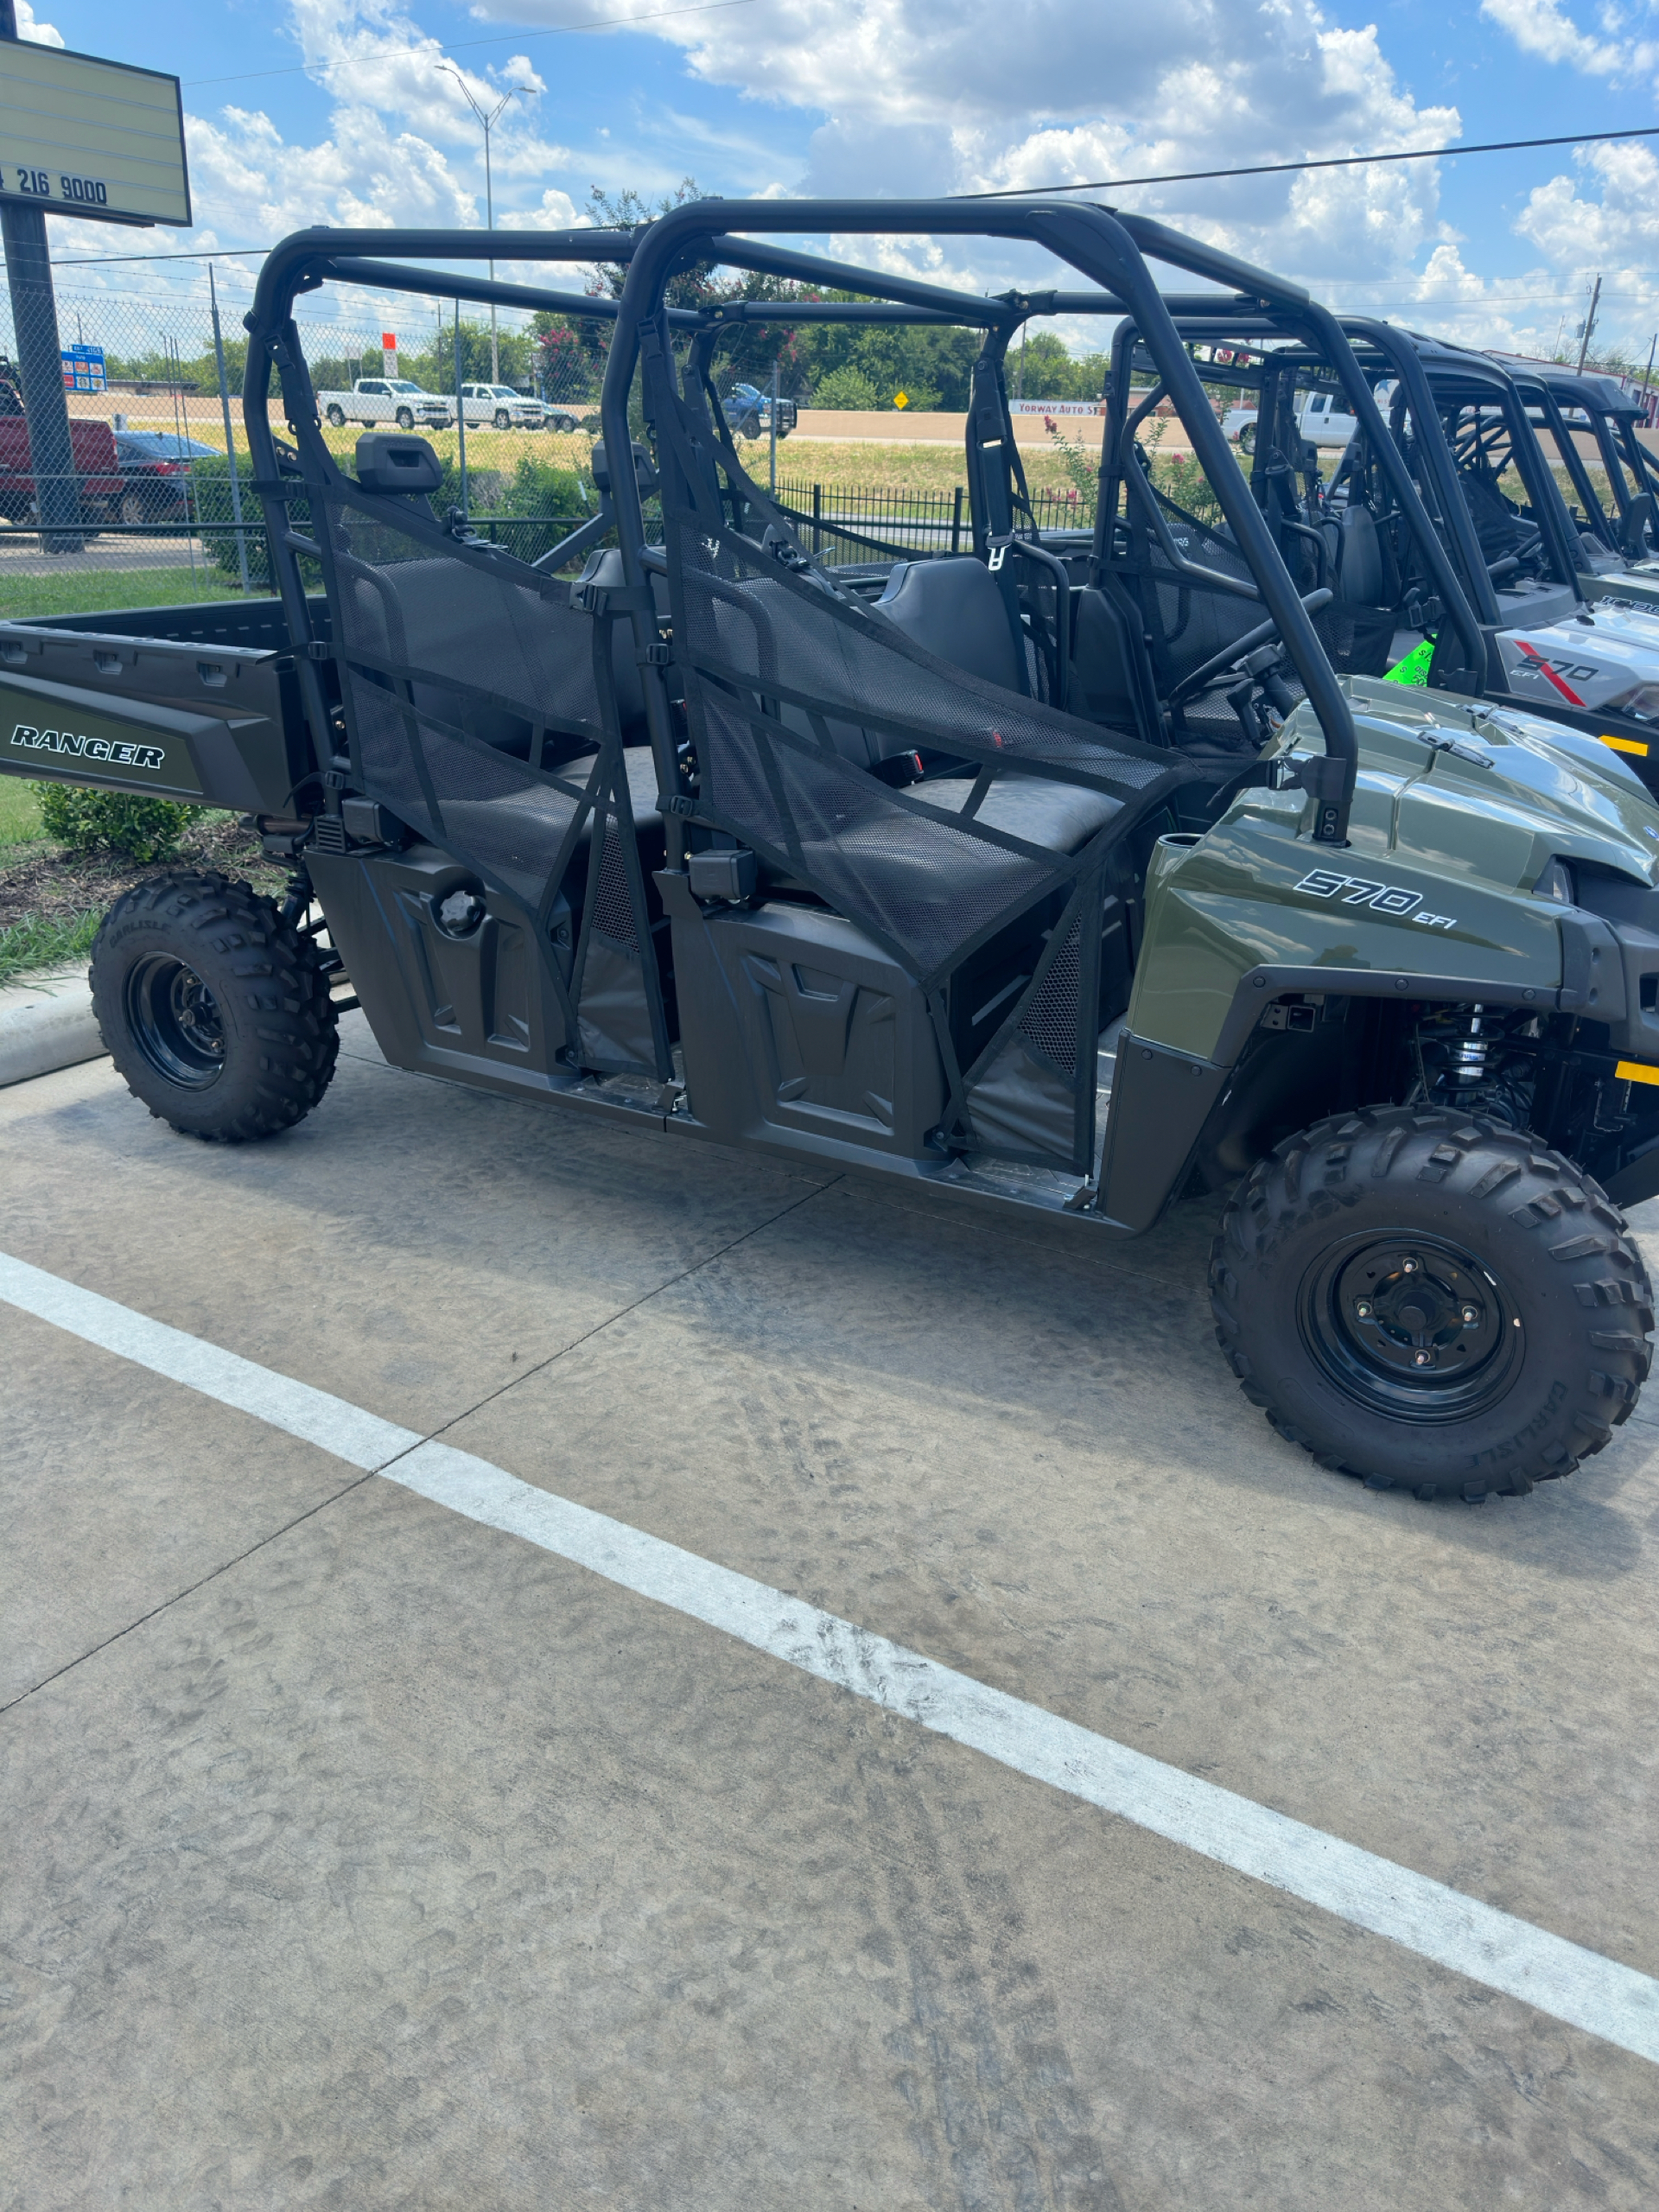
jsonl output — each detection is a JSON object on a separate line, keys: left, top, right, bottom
{"left": 1297, "top": 1231, "right": 1524, "bottom": 1424}
{"left": 124, "top": 953, "right": 226, "bottom": 1090}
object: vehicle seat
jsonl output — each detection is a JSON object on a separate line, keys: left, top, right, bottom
{"left": 1459, "top": 471, "right": 1541, "bottom": 569}
{"left": 1329, "top": 503, "right": 1386, "bottom": 603}
{"left": 906, "top": 773, "right": 1118, "bottom": 852}
{"left": 435, "top": 744, "right": 663, "bottom": 862}
{"left": 873, "top": 556, "right": 1024, "bottom": 691}
{"left": 336, "top": 549, "right": 659, "bottom": 761}
{"left": 706, "top": 564, "right": 1118, "bottom": 862}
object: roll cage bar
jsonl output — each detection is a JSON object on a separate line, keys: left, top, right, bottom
{"left": 599, "top": 198, "right": 1357, "bottom": 843}
{"left": 1510, "top": 359, "right": 1659, "bottom": 550}
{"left": 968, "top": 291, "right": 1491, "bottom": 690}
{"left": 1337, "top": 321, "right": 1588, "bottom": 625}
{"left": 240, "top": 206, "right": 1358, "bottom": 845}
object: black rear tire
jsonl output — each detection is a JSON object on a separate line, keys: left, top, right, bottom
{"left": 90, "top": 872, "right": 340, "bottom": 1142}
{"left": 325, "top": 404, "right": 346, "bottom": 428}
{"left": 1210, "top": 1107, "right": 1653, "bottom": 1498}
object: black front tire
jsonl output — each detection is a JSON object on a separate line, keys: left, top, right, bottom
{"left": 90, "top": 872, "right": 340, "bottom": 1142}
{"left": 395, "top": 407, "right": 414, "bottom": 430}
{"left": 1210, "top": 1107, "right": 1653, "bottom": 1497}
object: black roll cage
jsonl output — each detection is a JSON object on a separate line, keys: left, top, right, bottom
{"left": 241, "top": 203, "right": 1360, "bottom": 847}
{"left": 1514, "top": 360, "right": 1659, "bottom": 545}
{"left": 1337, "top": 321, "right": 1589, "bottom": 625}
{"left": 599, "top": 198, "right": 1357, "bottom": 845}
{"left": 1081, "top": 297, "right": 1490, "bottom": 687}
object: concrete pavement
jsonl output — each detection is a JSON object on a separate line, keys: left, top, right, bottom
{"left": 3, "top": 1015, "right": 1659, "bottom": 2209}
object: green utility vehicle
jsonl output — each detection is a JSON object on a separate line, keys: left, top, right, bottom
{"left": 2, "top": 202, "right": 1656, "bottom": 1500}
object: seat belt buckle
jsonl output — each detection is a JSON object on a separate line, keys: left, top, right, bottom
{"left": 987, "top": 535, "right": 1014, "bottom": 574}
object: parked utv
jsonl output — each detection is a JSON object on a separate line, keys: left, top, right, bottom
{"left": 1057, "top": 294, "right": 1659, "bottom": 799}
{"left": 3, "top": 202, "right": 1656, "bottom": 1503}
{"left": 1491, "top": 353, "right": 1659, "bottom": 599}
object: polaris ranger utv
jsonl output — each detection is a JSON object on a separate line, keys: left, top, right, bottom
{"left": 1039, "top": 291, "right": 1659, "bottom": 799}
{"left": 1491, "top": 353, "right": 1659, "bottom": 597}
{"left": 3, "top": 201, "right": 1656, "bottom": 1502}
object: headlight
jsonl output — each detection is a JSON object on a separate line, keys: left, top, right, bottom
{"left": 1533, "top": 856, "right": 1577, "bottom": 904}
{"left": 1603, "top": 683, "right": 1659, "bottom": 721}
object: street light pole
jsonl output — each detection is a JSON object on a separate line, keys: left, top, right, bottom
{"left": 437, "top": 64, "right": 516, "bottom": 385}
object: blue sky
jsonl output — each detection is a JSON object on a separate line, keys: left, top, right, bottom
{"left": 16, "top": 0, "right": 1659, "bottom": 359}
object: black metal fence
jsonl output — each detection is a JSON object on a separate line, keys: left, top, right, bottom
{"left": 774, "top": 479, "right": 1093, "bottom": 564}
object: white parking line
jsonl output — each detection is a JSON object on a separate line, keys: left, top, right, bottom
{"left": 5, "top": 1246, "right": 1658, "bottom": 2069}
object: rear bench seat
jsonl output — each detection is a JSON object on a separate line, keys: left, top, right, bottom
{"left": 869, "top": 557, "right": 1120, "bottom": 855}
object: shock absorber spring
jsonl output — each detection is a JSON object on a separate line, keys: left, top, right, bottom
{"left": 1412, "top": 1003, "right": 1538, "bottom": 1125}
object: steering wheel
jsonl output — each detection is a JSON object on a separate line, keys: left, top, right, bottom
{"left": 1166, "top": 588, "right": 1334, "bottom": 708}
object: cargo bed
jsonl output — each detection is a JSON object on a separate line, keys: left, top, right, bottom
{"left": 0, "top": 596, "right": 331, "bottom": 816}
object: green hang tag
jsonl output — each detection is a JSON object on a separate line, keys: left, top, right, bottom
{"left": 1384, "top": 636, "right": 1435, "bottom": 688}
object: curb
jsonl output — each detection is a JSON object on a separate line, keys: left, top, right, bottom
{"left": 0, "top": 971, "right": 107, "bottom": 1088}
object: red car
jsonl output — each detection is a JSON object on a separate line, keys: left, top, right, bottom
{"left": 0, "top": 355, "right": 123, "bottom": 525}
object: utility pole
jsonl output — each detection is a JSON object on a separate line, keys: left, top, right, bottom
{"left": 438, "top": 64, "right": 516, "bottom": 385}
{"left": 1577, "top": 273, "right": 1603, "bottom": 376}
{"left": 1641, "top": 332, "right": 1656, "bottom": 423}
{"left": 0, "top": 0, "right": 83, "bottom": 551}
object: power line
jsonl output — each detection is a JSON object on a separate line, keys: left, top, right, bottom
{"left": 960, "top": 124, "right": 1659, "bottom": 200}
{"left": 50, "top": 245, "right": 273, "bottom": 266}
{"left": 183, "top": 0, "right": 761, "bottom": 90}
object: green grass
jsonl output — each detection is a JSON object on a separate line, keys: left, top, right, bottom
{"left": 0, "top": 568, "right": 275, "bottom": 621}
{"left": 0, "top": 906, "right": 99, "bottom": 988}
{"left": 0, "top": 778, "right": 43, "bottom": 845}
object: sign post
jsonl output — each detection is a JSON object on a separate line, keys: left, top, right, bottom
{"left": 0, "top": 3, "right": 190, "bottom": 553}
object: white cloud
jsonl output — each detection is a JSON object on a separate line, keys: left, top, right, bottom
{"left": 1479, "top": 0, "right": 1657, "bottom": 77}
{"left": 15, "top": 1, "right": 65, "bottom": 45}
{"left": 470, "top": 0, "right": 1462, "bottom": 295}
{"left": 48, "top": 0, "right": 1656, "bottom": 365}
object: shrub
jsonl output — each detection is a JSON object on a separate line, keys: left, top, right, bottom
{"left": 810, "top": 365, "right": 882, "bottom": 411}
{"left": 33, "top": 784, "right": 208, "bottom": 862}
{"left": 1044, "top": 424, "right": 1099, "bottom": 522}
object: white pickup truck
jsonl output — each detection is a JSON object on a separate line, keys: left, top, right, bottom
{"left": 1223, "top": 390, "right": 1359, "bottom": 453}
{"left": 455, "top": 382, "right": 582, "bottom": 433}
{"left": 317, "top": 378, "right": 454, "bottom": 432}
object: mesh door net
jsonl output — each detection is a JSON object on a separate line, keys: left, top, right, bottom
{"left": 643, "top": 321, "right": 1197, "bottom": 1172}
{"left": 316, "top": 483, "right": 669, "bottom": 1077}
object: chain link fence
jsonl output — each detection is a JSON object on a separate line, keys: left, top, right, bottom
{"left": 0, "top": 256, "right": 1096, "bottom": 620}
{"left": 0, "top": 262, "right": 620, "bottom": 620}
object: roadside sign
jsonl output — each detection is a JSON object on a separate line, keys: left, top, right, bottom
{"left": 0, "top": 41, "right": 189, "bottom": 228}
{"left": 382, "top": 330, "right": 398, "bottom": 376}
{"left": 61, "top": 341, "right": 105, "bottom": 392}
{"left": 893, "top": 391, "right": 909, "bottom": 410}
